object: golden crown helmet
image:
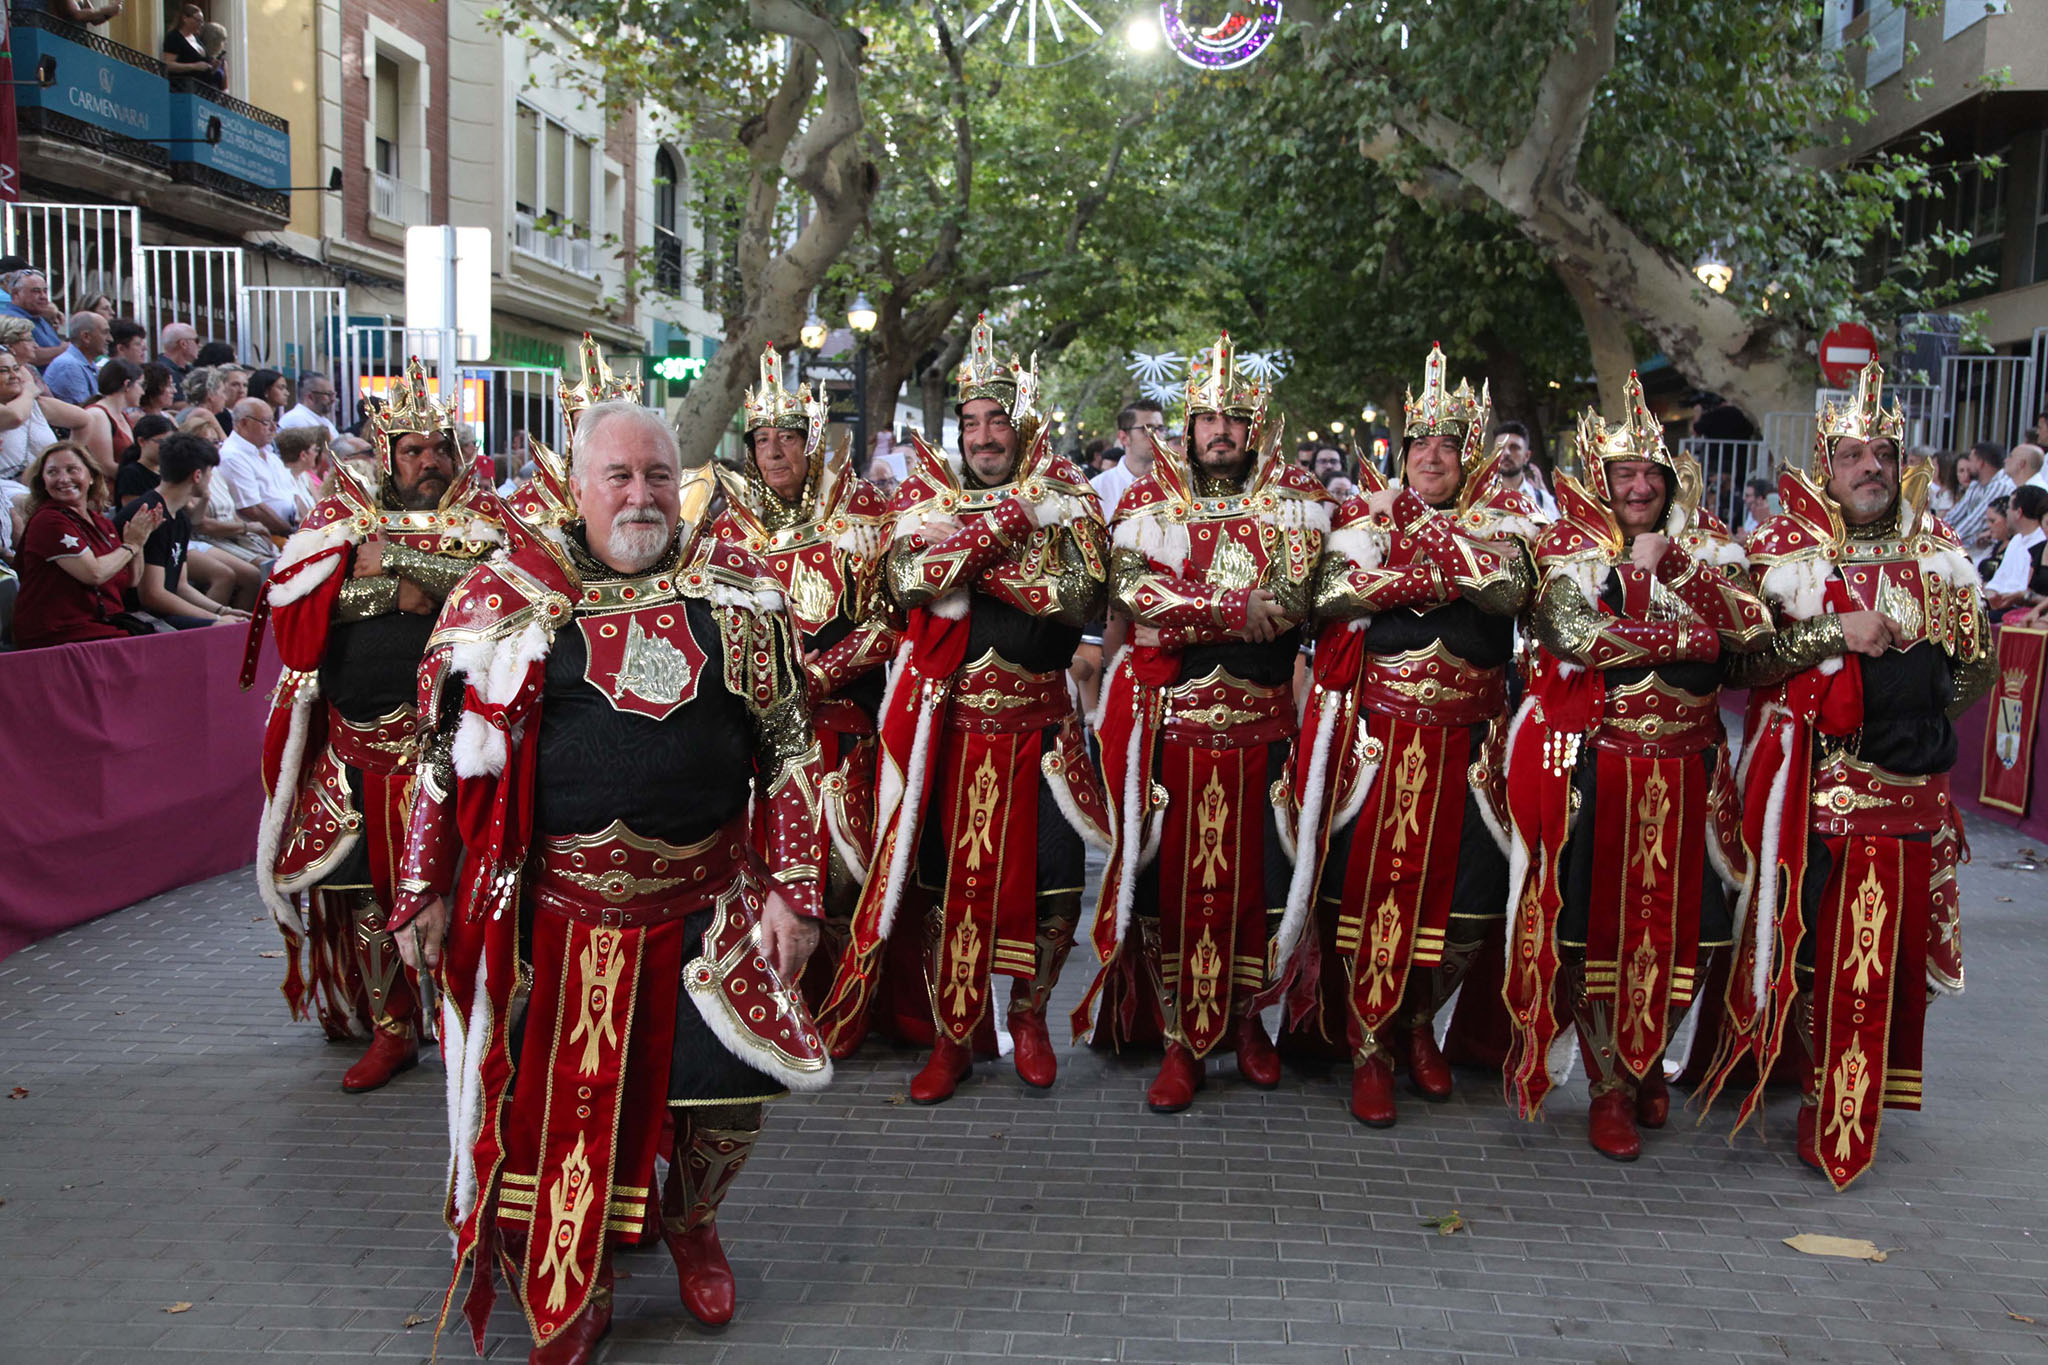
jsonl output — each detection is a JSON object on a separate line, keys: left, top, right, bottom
{"left": 741, "top": 344, "right": 825, "bottom": 459}
{"left": 1183, "top": 331, "right": 1269, "bottom": 440}
{"left": 1813, "top": 358, "right": 1906, "bottom": 486}
{"left": 1400, "top": 342, "right": 1492, "bottom": 472}
{"left": 1570, "top": 370, "right": 1678, "bottom": 503}
{"left": 955, "top": 311, "right": 1041, "bottom": 438}
{"left": 559, "top": 333, "right": 642, "bottom": 427}
{"left": 370, "top": 355, "right": 457, "bottom": 474}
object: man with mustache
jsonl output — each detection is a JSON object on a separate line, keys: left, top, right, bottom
{"left": 711, "top": 347, "right": 898, "bottom": 1010}
{"left": 1072, "top": 333, "right": 1333, "bottom": 1112}
{"left": 250, "top": 358, "right": 501, "bottom": 1093}
{"left": 1278, "top": 345, "right": 1540, "bottom": 1128}
{"left": 1702, "top": 361, "right": 1993, "bottom": 1190}
{"left": 388, "top": 352, "right": 831, "bottom": 1361}
{"left": 818, "top": 313, "right": 1109, "bottom": 1103}
{"left": 1501, "top": 373, "right": 1773, "bottom": 1161}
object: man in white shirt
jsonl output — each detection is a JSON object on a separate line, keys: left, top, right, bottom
{"left": 2007, "top": 442, "right": 2047, "bottom": 491}
{"left": 1489, "top": 420, "right": 1558, "bottom": 519}
{"left": 1090, "top": 399, "right": 1165, "bottom": 518}
{"left": 1986, "top": 484, "right": 2048, "bottom": 611}
{"left": 217, "top": 398, "right": 298, "bottom": 535}
{"left": 275, "top": 371, "right": 341, "bottom": 441}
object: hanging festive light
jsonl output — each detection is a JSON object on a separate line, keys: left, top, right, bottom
{"left": 1159, "top": 0, "right": 1282, "bottom": 70}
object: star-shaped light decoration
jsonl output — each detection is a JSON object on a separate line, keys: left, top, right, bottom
{"left": 962, "top": 0, "right": 1105, "bottom": 67}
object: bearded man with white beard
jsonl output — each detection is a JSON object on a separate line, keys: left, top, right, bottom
{"left": 389, "top": 398, "right": 833, "bottom": 1362}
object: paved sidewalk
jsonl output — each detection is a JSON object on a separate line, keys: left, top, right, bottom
{"left": 4, "top": 820, "right": 2048, "bottom": 1365}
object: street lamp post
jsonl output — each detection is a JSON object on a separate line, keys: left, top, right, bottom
{"left": 848, "top": 293, "right": 878, "bottom": 472}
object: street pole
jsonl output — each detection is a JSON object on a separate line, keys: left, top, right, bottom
{"left": 439, "top": 224, "right": 460, "bottom": 436}
{"left": 853, "top": 336, "right": 869, "bottom": 476}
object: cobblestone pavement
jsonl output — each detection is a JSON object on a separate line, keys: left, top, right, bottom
{"left": 5, "top": 819, "right": 2048, "bottom": 1365}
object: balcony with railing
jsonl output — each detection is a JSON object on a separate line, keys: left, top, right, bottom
{"left": 5, "top": 7, "right": 291, "bottom": 229}
{"left": 371, "top": 171, "right": 431, "bottom": 225}
{"left": 513, "top": 210, "right": 594, "bottom": 277}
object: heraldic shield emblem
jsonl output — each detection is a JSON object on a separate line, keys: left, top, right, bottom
{"left": 1997, "top": 680, "right": 2025, "bottom": 769}
{"left": 580, "top": 605, "right": 708, "bottom": 720}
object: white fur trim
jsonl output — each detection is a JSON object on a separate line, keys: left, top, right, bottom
{"left": 272, "top": 519, "right": 352, "bottom": 575}
{"left": 1689, "top": 533, "right": 1748, "bottom": 569}
{"left": 1110, "top": 715, "right": 1147, "bottom": 950}
{"left": 1112, "top": 510, "right": 1190, "bottom": 575}
{"left": 1497, "top": 696, "right": 1540, "bottom": 966}
{"left": 461, "top": 520, "right": 501, "bottom": 545}
{"left": 927, "top": 590, "right": 969, "bottom": 620}
{"left": 1761, "top": 554, "right": 1833, "bottom": 621}
{"left": 449, "top": 620, "right": 551, "bottom": 779}
{"left": 686, "top": 947, "right": 834, "bottom": 1092}
{"left": 1471, "top": 777, "right": 1511, "bottom": 857}
{"left": 266, "top": 522, "right": 355, "bottom": 607}
{"left": 1025, "top": 491, "right": 1089, "bottom": 530}
{"left": 1044, "top": 757, "right": 1111, "bottom": 853}
{"left": 872, "top": 685, "right": 940, "bottom": 943}
{"left": 872, "top": 639, "right": 917, "bottom": 828}
{"left": 708, "top": 581, "right": 784, "bottom": 613}
{"left": 1087, "top": 645, "right": 1131, "bottom": 731}
{"left": 1490, "top": 514, "right": 1545, "bottom": 543}
{"left": 1558, "top": 559, "right": 1607, "bottom": 608}
{"left": 1663, "top": 998, "right": 1701, "bottom": 1081}
{"left": 1743, "top": 719, "right": 1796, "bottom": 1012}
{"left": 833, "top": 520, "right": 884, "bottom": 561}
{"left": 254, "top": 681, "right": 319, "bottom": 936}
{"left": 1921, "top": 546, "right": 1980, "bottom": 590}
{"left": 1276, "top": 496, "right": 1334, "bottom": 535}
{"left": 1274, "top": 693, "right": 1339, "bottom": 966}
{"left": 447, "top": 953, "right": 492, "bottom": 1234}
{"left": 1325, "top": 523, "right": 1388, "bottom": 572}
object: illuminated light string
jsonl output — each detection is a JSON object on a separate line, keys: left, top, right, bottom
{"left": 961, "top": 0, "right": 1105, "bottom": 67}
{"left": 1159, "top": 0, "right": 1282, "bottom": 70}
{"left": 1126, "top": 347, "right": 1287, "bottom": 406}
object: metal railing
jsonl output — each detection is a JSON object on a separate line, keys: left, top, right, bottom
{"left": 1, "top": 202, "right": 145, "bottom": 328}
{"left": 142, "top": 244, "right": 242, "bottom": 356}
{"left": 513, "top": 210, "right": 594, "bottom": 275}
{"left": 241, "top": 286, "right": 347, "bottom": 379}
{"left": 370, "top": 172, "right": 430, "bottom": 225}
{"left": 461, "top": 364, "right": 566, "bottom": 476}
{"left": 1940, "top": 354, "right": 2036, "bottom": 454}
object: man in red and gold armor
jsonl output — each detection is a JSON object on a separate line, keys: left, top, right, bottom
{"left": 1703, "top": 360, "right": 1991, "bottom": 1189}
{"left": 1502, "top": 373, "right": 1772, "bottom": 1161}
{"left": 1277, "top": 345, "right": 1538, "bottom": 1127}
{"left": 711, "top": 347, "right": 896, "bottom": 1006}
{"left": 818, "top": 313, "right": 1110, "bottom": 1103}
{"left": 387, "top": 378, "right": 832, "bottom": 1362}
{"left": 1072, "top": 333, "right": 1333, "bottom": 1113}
{"left": 251, "top": 357, "right": 500, "bottom": 1092}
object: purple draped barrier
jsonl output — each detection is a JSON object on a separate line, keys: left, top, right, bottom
{"left": 1951, "top": 688, "right": 2048, "bottom": 843}
{"left": 0, "top": 626, "right": 277, "bottom": 959}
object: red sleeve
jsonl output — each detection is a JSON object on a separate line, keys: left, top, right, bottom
{"left": 269, "top": 564, "right": 347, "bottom": 671}
{"left": 21, "top": 507, "right": 83, "bottom": 561}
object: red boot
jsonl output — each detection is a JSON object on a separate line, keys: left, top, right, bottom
{"left": 1234, "top": 1014, "right": 1281, "bottom": 1089}
{"left": 1796, "top": 1100, "right": 1822, "bottom": 1172}
{"left": 662, "top": 1220, "right": 737, "bottom": 1326}
{"left": 1146, "top": 1042, "right": 1203, "bottom": 1113}
{"left": 528, "top": 1259, "right": 612, "bottom": 1363}
{"left": 1350, "top": 1054, "right": 1397, "bottom": 1128}
{"left": 1010, "top": 1010, "right": 1057, "bottom": 1090}
{"left": 1635, "top": 1069, "right": 1670, "bottom": 1129}
{"left": 1402, "top": 1026, "right": 1453, "bottom": 1101}
{"left": 909, "top": 1036, "right": 973, "bottom": 1104}
{"left": 1588, "top": 1090, "right": 1641, "bottom": 1162}
{"left": 340, "top": 1024, "right": 418, "bottom": 1093}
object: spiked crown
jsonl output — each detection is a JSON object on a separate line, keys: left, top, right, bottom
{"left": 370, "top": 356, "right": 456, "bottom": 473}
{"left": 955, "top": 311, "right": 1042, "bottom": 425}
{"left": 1572, "top": 371, "right": 1676, "bottom": 502}
{"left": 1813, "top": 358, "right": 1906, "bottom": 484}
{"left": 559, "top": 333, "right": 641, "bottom": 422}
{"left": 743, "top": 345, "right": 811, "bottom": 435}
{"left": 1398, "top": 344, "right": 1492, "bottom": 477}
{"left": 1182, "top": 331, "right": 1269, "bottom": 435}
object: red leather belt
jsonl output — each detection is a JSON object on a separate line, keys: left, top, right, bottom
{"left": 529, "top": 816, "right": 747, "bottom": 928}
{"left": 326, "top": 704, "right": 419, "bottom": 775}
{"left": 1811, "top": 761, "right": 1952, "bottom": 837}
{"left": 1161, "top": 671, "right": 1294, "bottom": 750}
{"left": 944, "top": 660, "right": 1071, "bottom": 734}
{"left": 813, "top": 695, "right": 877, "bottom": 737}
{"left": 1355, "top": 649, "right": 1504, "bottom": 728}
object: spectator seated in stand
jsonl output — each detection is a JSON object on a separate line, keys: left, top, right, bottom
{"left": 157, "top": 321, "right": 200, "bottom": 379}
{"left": 1985, "top": 485, "right": 2048, "bottom": 621}
{"left": 1948, "top": 441, "right": 2013, "bottom": 553}
{"left": 113, "top": 412, "right": 177, "bottom": 504}
{"left": 277, "top": 370, "right": 339, "bottom": 440}
{"left": 0, "top": 270, "right": 64, "bottom": 369}
{"left": 0, "top": 346, "right": 57, "bottom": 485}
{"left": 194, "top": 340, "right": 238, "bottom": 369}
{"left": 1742, "top": 477, "right": 1775, "bottom": 534}
{"left": 247, "top": 368, "right": 291, "bottom": 413}
{"left": 179, "top": 366, "right": 232, "bottom": 441}
{"left": 89, "top": 358, "right": 140, "bottom": 455}
{"left": 109, "top": 318, "right": 147, "bottom": 368}
{"left": 42, "top": 311, "right": 111, "bottom": 409}
{"left": 71, "top": 289, "right": 115, "bottom": 322}
{"left": 216, "top": 397, "right": 295, "bottom": 537}
{"left": 2009, "top": 443, "right": 2046, "bottom": 490}
{"left": 113, "top": 432, "right": 248, "bottom": 630}
{"left": 11, "top": 443, "right": 155, "bottom": 649}
{"left": 1978, "top": 496, "right": 2012, "bottom": 584}
{"left": 138, "top": 362, "right": 177, "bottom": 420}
{"left": 273, "top": 425, "right": 329, "bottom": 519}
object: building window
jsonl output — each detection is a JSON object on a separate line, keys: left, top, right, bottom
{"left": 653, "top": 146, "right": 684, "bottom": 296}
{"left": 514, "top": 103, "right": 598, "bottom": 275}
{"left": 1956, "top": 149, "right": 2006, "bottom": 290}
{"left": 2034, "top": 139, "right": 2048, "bottom": 285}
{"left": 365, "top": 33, "right": 429, "bottom": 225}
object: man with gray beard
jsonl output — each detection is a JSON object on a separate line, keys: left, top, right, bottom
{"left": 390, "top": 396, "right": 832, "bottom": 1362}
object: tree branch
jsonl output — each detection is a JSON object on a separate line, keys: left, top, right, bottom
{"left": 1494, "top": 0, "right": 1617, "bottom": 210}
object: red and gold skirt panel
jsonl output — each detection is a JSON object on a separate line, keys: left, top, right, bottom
{"left": 1809, "top": 833, "right": 1932, "bottom": 1191}
{"left": 496, "top": 818, "right": 824, "bottom": 1346}
{"left": 273, "top": 704, "right": 418, "bottom": 903}
{"left": 926, "top": 727, "right": 1046, "bottom": 1043}
{"left": 1332, "top": 713, "right": 1474, "bottom": 1043}
{"left": 1576, "top": 747, "right": 1709, "bottom": 1080}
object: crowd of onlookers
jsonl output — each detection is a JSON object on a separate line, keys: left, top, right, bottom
{"left": 0, "top": 263, "right": 366, "bottom": 650}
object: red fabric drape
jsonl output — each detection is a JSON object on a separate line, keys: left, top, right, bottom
{"left": 0, "top": 626, "right": 280, "bottom": 958}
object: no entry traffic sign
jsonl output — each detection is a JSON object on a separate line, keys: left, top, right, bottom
{"left": 1820, "top": 322, "right": 1878, "bottom": 388}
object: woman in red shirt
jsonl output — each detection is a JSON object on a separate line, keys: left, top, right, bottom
{"left": 13, "top": 443, "right": 161, "bottom": 648}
